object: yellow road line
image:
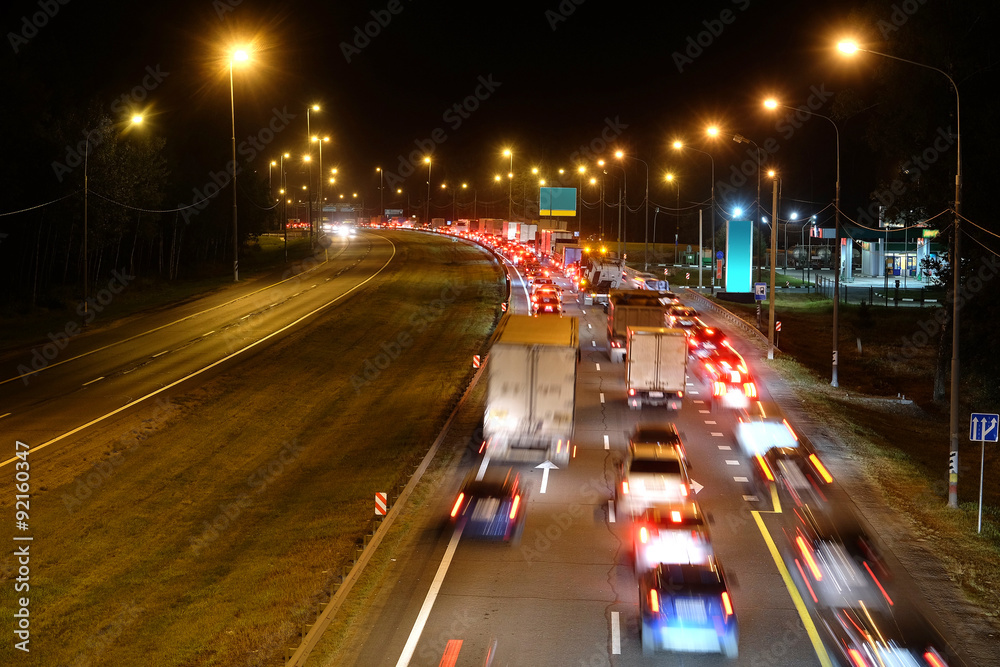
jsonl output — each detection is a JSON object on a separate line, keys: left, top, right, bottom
{"left": 751, "top": 510, "right": 833, "bottom": 667}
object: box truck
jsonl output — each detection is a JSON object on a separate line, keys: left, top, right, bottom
{"left": 626, "top": 327, "right": 688, "bottom": 410}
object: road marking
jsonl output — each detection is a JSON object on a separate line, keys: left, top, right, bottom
{"left": 704, "top": 420, "right": 717, "bottom": 424}
{"left": 588, "top": 323, "right": 592, "bottom": 329}
{"left": 689, "top": 390, "right": 700, "bottom": 395}
{"left": 699, "top": 409, "right": 710, "bottom": 414}
{"left": 771, "top": 483, "right": 782, "bottom": 513}
{"left": 734, "top": 476, "right": 749, "bottom": 483}
{"left": 592, "top": 340, "right": 596, "bottom": 347}
{"left": 718, "top": 445, "right": 731, "bottom": 450}
{"left": 82, "top": 376, "right": 105, "bottom": 386}
{"left": 693, "top": 399, "right": 705, "bottom": 404}
{"left": 202, "top": 330, "right": 215, "bottom": 337}
{"left": 611, "top": 611, "right": 621, "bottom": 654}
{"left": 240, "top": 314, "right": 252, "bottom": 320}
{"left": 600, "top": 393, "right": 605, "bottom": 404}
{"left": 725, "top": 460, "right": 740, "bottom": 465}
{"left": 608, "top": 500, "right": 616, "bottom": 523}
{"left": 603, "top": 435, "right": 610, "bottom": 450}
{"left": 152, "top": 350, "right": 170, "bottom": 358}
{"left": 395, "top": 525, "right": 465, "bottom": 667}
{"left": 743, "top": 494, "right": 758, "bottom": 501}
{"left": 686, "top": 381, "right": 695, "bottom": 386}
{"left": 596, "top": 363, "right": 601, "bottom": 371}
{"left": 751, "top": 511, "right": 833, "bottom": 667}
{"left": 476, "top": 455, "right": 490, "bottom": 481}
{"left": 711, "top": 432, "right": 724, "bottom": 437}
{"left": 0, "top": 413, "right": 10, "bottom": 420}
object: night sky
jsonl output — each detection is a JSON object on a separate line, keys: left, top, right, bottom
{"left": 1, "top": 0, "right": 988, "bottom": 231}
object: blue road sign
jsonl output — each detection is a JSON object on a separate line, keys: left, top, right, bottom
{"left": 754, "top": 282, "right": 767, "bottom": 301}
{"left": 970, "top": 413, "right": 999, "bottom": 442}
{"left": 716, "top": 251, "right": 724, "bottom": 260}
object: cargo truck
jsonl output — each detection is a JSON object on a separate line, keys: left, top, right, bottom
{"left": 606, "top": 289, "right": 676, "bottom": 363}
{"left": 483, "top": 314, "right": 579, "bottom": 466}
{"left": 626, "top": 327, "right": 688, "bottom": 410}
{"left": 581, "top": 257, "right": 625, "bottom": 305}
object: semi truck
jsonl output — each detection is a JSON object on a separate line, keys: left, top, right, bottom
{"left": 626, "top": 326, "right": 688, "bottom": 410}
{"left": 483, "top": 314, "right": 579, "bottom": 466}
{"left": 606, "top": 289, "right": 676, "bottom": 363}
{"left": 580, "top": 257, "right": 625, "bottom": 305}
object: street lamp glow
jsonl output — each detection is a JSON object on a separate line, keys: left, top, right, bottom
{"left": 614, "top": 150, "right": 624, "bottom": 159}
{"left": 706, "top": 126, "right": 719, "bottom": 137}
{"left": 589, "top": 177, "right": 597, "bottom": 185}
{"left": 763, "top": 98, "right": 778, "bottom": 109}
{"left": 131, "top": 115, "right": 143, "bottom": 125}
{"left": 672, "top": 140, "right": 683, "bottom": 150}
{"left": 664, "top": 173, "right": 674, "bottom": 183}
{"left": 461, "top": 183, "right": 468, "bottom": 189}
{"left": 578, "top": 165, "right": 586, "bottom": 174}
{"left": 790, "top": 212, "right": 799, "bottom": 220}
{"left": 733, "top": 207, "right": 743, "bottom": 217}
{"left": 768, "top": 169, "right": 777, "bottom": 178}
{"left": 311, "top": 104, "right": 320, "bottom": 111}
{"left": 331, "top": 168, "right": 337, "bottom": 174}
{"left": 494, "top": 174, "right": 501, "bottom": 182}
{"left": 502, "top": 148, "right": 512, "bottom": 157}
{"left": 539, "top": 179, "right": 546, "bottom": 185}
{"left": 531, "top": 167, "right": 539, "bottom": 175}
{"left": 837, "top": 40, "right": 859, "bottom": 54}
{"left": 233, "top": 49, "right": 249, "bottom": 63}
{"left": 424, "top": 156, "right": 431, "bottom": 164}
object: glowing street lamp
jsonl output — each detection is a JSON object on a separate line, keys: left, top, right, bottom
{"left": 305, "top": 104, "right": 320, "bottom": 246}
{"left": 424, "top": 156, "right": 432, "bottom": 224}
{"left": 502, "top": 148, "right": 513, "bottom": 221}
{"left": 228, "top": 47, "right": 250, "bottom": 281}
{"left": 312, "top": 135, "right": 330, "bottom": 231}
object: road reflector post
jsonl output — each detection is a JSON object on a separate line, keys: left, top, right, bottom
{"left": 375, "top": 492, "right": 387, "bottom": 516}
{"left": 473, "top": 354, "right": 481, "bottom": 369}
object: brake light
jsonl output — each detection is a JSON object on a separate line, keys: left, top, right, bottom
{"left": 796, "top": 535, "right": 823, "bottom": 581}
{"left": 509, "top": 494, "right": 521, "bottom": 520}
{"left": 846, "top": 648, "right": 868, "bottom": 667}
{"left": 628, "top": 388, "right": 635, "bottom": 396}
{"left": 756, "top": 453, "right": 775, "bottom": 481}
{"left": 721, "top": 591, "right": 733, "bottom": 618}
{"left": 680, "top": 483, "right": 689, "bottom": 497}
{"left": 744, "top": 382, "right": 757, "bottom": 398}
{"left": 809, "top": 453, "right": 833, "bottom": 483}
{"left": 782, "top": 419, "right": 798, "bottom": 441}
{"left": 924, "top": 650, "right": 946, "bottom": 667}
{"left": 649, "top": 589, "right": 660, "bottom": 613}
{"left": 450, "top": 493, "right": 464, "bottom": 518}
{"left": 622, "top": 481, "right": 629, "bottom": 494}
{"left": 639, "top": 526, "right": 649, "bottom": 543}
{"left": 713, "top": 381, "right": 726, "bottom": 397}
{"left": 670, "top": 510, "right": 682, "bottom": 523}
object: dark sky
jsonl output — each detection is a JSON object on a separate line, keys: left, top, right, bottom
{"left": 3, "top": 0, "right": 889, "bottom": 224}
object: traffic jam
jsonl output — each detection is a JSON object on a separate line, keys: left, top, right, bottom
{"left": 427, "top": 224, "right": 953, "bottom": 665}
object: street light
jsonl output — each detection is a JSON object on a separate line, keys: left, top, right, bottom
{"left": 312, "top": 135, "right": 330, "bottom": 232}
{"left": 768, "top": 170, "right": 780, "bottom": 359}
{"left": 83, "top": 114, "right": 143, "bottom": 313}
{"left": 376, "top": 167, "right": 384, "bottom": 224}
{"left": 278, "top": 151, "right": 290, "bottom": 261}
{"left": 305, "top": 104, "right": 320, "bottom": 246}
{"left": 616, "top": 150, "right": 650, "bottom": 270}
{"left": 424, "top": 156, "right": 432, "bottom": 225}
{"left": 765, "top": 96, "right": 842, "bottom": 387}
{"left": 578, "top": 165, "right": 586, "bottom": 235}
{"left": 229, "top": 48, "right": 250, "bottom": 281}
{"left": 502, "top": 148, "right": 513, "bottom": 221}
{"left": 673, "top": 140, "right": 716, "bottom": 292}
{"left": 838, "top": 39, "right": 963, "bottom": 507}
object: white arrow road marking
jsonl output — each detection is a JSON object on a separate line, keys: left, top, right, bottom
{"left": 690, "top": 479, "right": 704, "bottom": 495}
{"left": 536, "top": 460, "right": 559, "bottom": 493}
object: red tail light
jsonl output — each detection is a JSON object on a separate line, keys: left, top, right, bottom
{"left": 743, "top": 382, "right": 757, "bottom": 398}
{"left": 621, "top": 481, "right": 629, "bottom": 495}
{"left": 450, "top": 493, "right": 465, "bottom": 518}
{"left": 797, "top": 535, "right": 823, "bottom": 581}
{"left": 808, "top": 453, "right": 833, "bottom": 483}
{"left": 721, "top": 591, "right": 733, "bottom": 618}
{"left": 846, "top": 648, "right": 868, "bottom": 667}
{"left": 649, "top": 589, "right": 660, "bottom": 613}
{"left": 923, "top": 650, "right": 946, "bottom": 667}
{"left": 509, "top": 494, "right": 521, "bottom": 520}
{"left": 670, "top": 510, "right": 682, "bottom": 523}
{"left": 628, "top": 388, "right": 635, "bottom": 396}
{"left": 756, "top": 453, "right": 775, "bottom": 481}
{"left": 680, "top": 483, "right": 689, "bottom": 497}
{"left": 639, "top": 526, "right": 649, "bottom": 543}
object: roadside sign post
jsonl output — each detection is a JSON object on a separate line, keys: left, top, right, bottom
{"left": 970, "top": 412, "right": 999, "bottom": 533}
{"left": 775, "top": 320, "right": 781, "bottom": 349}
{"left": 754, "top": 282, "right": 766, "bottom": 329}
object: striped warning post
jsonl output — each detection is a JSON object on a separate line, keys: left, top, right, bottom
{"left": 472, "top": 355, "right": 481, "bottom": 369}
{"left": 375, "top": 492, "right": 387, "bottom": 516}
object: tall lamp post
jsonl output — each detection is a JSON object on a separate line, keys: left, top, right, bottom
{"left": 83, "top": 115, "right": 143, "bottom": 313}
{"left": 423, "top": 156, "right": 432, "bottom": 224}
{"left": 278, "top": 151, "right": 290, "bottom": 262}
{"left": 229, "top": 49, "right": 250, "bottom": 281}
{"left": 838, "top": 40, "right": 963, "bottom": 507}
{"left": 673, "top": 140, "right": 715, "bottom": 292}
{"left": 502, "top": 148, "right": 514, "bottom": 221}
{"left": 312, "top": 135, "right": 329, "bottom": 233}
{"left": 376, "top": 167, "right": 384, "bottom": 224}
{"left": 577, "top": 165, "right": 586, "bottom": 235}
{"left": 305, "top": 104, "right": 320, "bottom": 246}
{"left": 767, "top": 170, "right": 780, "bottom": 359}
{"left": 765, "top": 97, "right": 841, "bottom": 386}
{"left": 616, "top": 151, "right": 649, "bottom": 270}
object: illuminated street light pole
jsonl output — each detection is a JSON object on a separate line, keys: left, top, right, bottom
{"left": 838, "top": 40, "right": 963, "bottom": 508}
{"left": 376, "top": 167, "right": 384, "bottom": 223}
{"left": 424, "top": 156, "right": 432, "bottom": 224}
{"left": 617, "top": 151, "right": 650, "bottom": 271}
{"left": 768, "top": 170, "right": 780, "bottom": 359}
{"left": 229, "top": 49, "right": 249, "bottom": 281}
{"left": 764, "top": 98, "right": 841, "bottom": 386}
{"left": 503, "top": 148, "right": 513, "bottom": 221}
{"left": 278, "top": 152, "right": 290, "bottom": 262}
{"left": 312, "top": 135, "right": 329, "bottom": 233}
{"left": 673, "top": 140, "right": 715, "bottom": 293}
{"left": 305, "top": 104, "right": 319, "bottom": 247}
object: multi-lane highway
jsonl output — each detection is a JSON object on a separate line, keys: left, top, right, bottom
{"left": 329, "top": 245, "right": 973, "bottom": 666}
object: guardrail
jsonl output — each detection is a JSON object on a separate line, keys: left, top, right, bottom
{"left": 682, "top": 288, "right": 778, "bottom": 354}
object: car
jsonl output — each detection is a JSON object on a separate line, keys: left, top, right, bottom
{"left": 531, "top": 294, "right": 562, "bottom": 315}
{"left": 666, "top": 305, "right": 699, "bottom": 328}
{"left": 817, "top": 606, "right": 952, "bottom": 667}
{"left": 700, "top": 351, "right": 757, "bottom": 410}
{"left": 633, "top": 502, "right": 713, "bottom": 572}
{"left": 687, "top": 325, "right": 730, "bottom": 359}
{"left": 616, "top": 425, "right": 691, "bottom": 516}
{"left": 449, "top": 467, "right": 526, "bottom": 542}
{"left": 529, "top": 277, "right": 555, "bottom": 295}
{"left": 639, "top": 557, "right": 739, "bottom": 657}
{"left": 786, "top": 505, "right": 893, "bottom": 610}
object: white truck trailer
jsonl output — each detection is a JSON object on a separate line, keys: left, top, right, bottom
{"left": 606, "top": 289, "right": 675, "bottom": 363}
{"left": 626, "top": 326, "right": 688, "bottom": 410}
{"left": 483, "top": 314, "right": 579, "bottom": 466}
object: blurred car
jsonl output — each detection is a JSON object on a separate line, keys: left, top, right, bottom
{"left": 639, "top": 557, "right": 739, "bottom": 657}
{"left": 787, "top": 505, "right": 893, "bottom": 610}
{"left": 531, "top": 294, "right": 562, "bottom": 315}
{"left": 708, "top": 361, "right": 757, "bottom": 410}
{"left": 666, "top": 305, "right": 700, "bottom": 328}
{"left": 450, "top": 468, "right": 526, "bottom": 542}
{"left": 818, "top": 605, "right": 951, "bottom": 667}
{"left": 633, "top": 502, "right": 713, "bottom": 572}
{"left": 616, "top": 425, "right": 691, "bottom": 516}
{"left": 529, "top": 277, "right": 555, "bottom": 295}
{"left": 687, "top": 325, "right": 730, "bottom": 359}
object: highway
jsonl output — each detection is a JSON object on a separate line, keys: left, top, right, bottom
{"left": 332, "top": 246, "right": 971, "bottom": 666}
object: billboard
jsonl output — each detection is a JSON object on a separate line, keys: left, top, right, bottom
{"left": 539, "top": 187, "right": 577, "bottom": 216}
{"left": 725, "top": 219, "right": 753, "bottom": 293}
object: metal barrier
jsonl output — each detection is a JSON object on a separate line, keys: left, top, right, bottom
{"left": 682, "top": 288, "right": 777, "bottom": 353}
{"left": 813, "top": 277, "right": 943, "bottom": 307}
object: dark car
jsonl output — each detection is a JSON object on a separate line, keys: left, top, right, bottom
{"left": 450, "top": 468, "right": 526, "bottom": 542}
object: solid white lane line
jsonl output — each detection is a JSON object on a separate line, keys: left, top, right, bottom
{"left": 82, "top": 376, "right": 105, "bottom": 386}
{"left": 152, "top": 350, "right": 170, "bottom": 358}
{"left": 395, "top": 525, "right": 464, "bottom": 667}
{"left": 611, "top": 611, "right": 621, "bottom": 654}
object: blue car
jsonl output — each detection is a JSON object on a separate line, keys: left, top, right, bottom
{"left": 639, "top": 558, "right": 739, "bottom": 657}
{"left": 449, "top": 468, "right": 526, "bottom": 542}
